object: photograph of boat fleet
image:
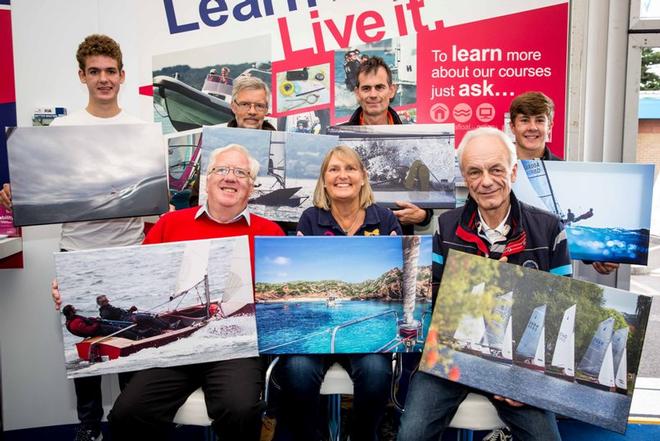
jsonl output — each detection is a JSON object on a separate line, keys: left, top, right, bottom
{"left": 255, "top": 236, "right": 432, "bottom": 354}
{"left": 420, "top": 250, "right": 652, "bottom": 433}
{"left": 55, "top": 237, "right": 257, "bottom": 378}
{"left": 6, "top": 124, "right": 169, "bottom": 227}
{"left": 513, "top": 160, "right": 654, "bottom": 265}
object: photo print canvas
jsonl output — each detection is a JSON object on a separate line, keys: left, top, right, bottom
{"left": 420, "top": 250, "right": 652, "bottom": 433}
{"left": 513, "top": 160, "right": 655, "bottom": 264}
{"left": 328, "top": 124, "right": 456, "bottom": 209}
{"left": 55, "top": 236, "right": 256, "bottom": 378}
{"left": 6, "top": 124, "right": 168, "bottom": 226}
{"left": 255, "top": 235, "right": 433, "bottom": 354}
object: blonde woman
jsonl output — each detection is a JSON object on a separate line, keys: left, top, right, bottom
{"left": 275, "top": 146, "right": 401, "bottom": 441}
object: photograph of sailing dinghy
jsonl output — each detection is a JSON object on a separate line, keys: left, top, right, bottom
{"left": 55, "top": 236, "right": 257, "bottom": 378}
{"left": 420, "top": 250, "right": 652, "bottom": 433}
{"left": 6, "top": 124, "right": 168, "bottom": 227}
{"left": 328, "top": 124, "right": 456, "bottom": 209}
{"left": 152, "top": 35, "right": 273, "bottom": 134}
{"left": 513, "top": 160, "right": 654, "bottom": 265}
{"left": 166, "top": 128, "right": 202, "bottom": 209}
{"left": 254, "top": 235, "right": 433, "bottom": 354}
{"left": 199, "top": 126, "right": 338, "bottom": 222}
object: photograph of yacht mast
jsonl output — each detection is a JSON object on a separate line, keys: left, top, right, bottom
{"left": 254, "top": 236, "right": 432, "bottom": 354}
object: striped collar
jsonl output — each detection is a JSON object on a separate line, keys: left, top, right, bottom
{"left": 195, "top": 204, "right": 251, "bottom": 226}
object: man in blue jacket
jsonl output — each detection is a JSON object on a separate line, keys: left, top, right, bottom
{"left": 398, "top": 127, "right": 571, "bottom": 441}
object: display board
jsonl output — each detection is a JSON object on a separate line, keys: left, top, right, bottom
{"left": 138, "top": 1, "right": 569, "bottom": 155}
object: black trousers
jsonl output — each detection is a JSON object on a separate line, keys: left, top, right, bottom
{"left": 74, "top": 373, "right": 132, "bottom": 425}
{"left": 108, "top": 357, "right": 264, "bottom": 441}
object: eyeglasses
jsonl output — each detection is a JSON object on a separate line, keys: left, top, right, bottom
{"left": 233, "top": 100, "right": 268, "bottom": 113}
{"left": 208, "top": 166, "right": 251, "bottom": 179}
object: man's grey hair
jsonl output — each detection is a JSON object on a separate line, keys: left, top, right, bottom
{"left": 231, "top": 76, "right": 270, "bottom": 106}
{"left": 207, "top": 144, "right": 260, "bottom": 180}
{"left": 456, "top": 127, "right": 517, "bottom": 170}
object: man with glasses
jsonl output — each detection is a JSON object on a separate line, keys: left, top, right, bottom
{"left": 108, "top": 144, "right": 284, "bottom": 440}
{"left": 228, "top": 76, "right": 275, "bottom": 130}
{"left": 188, "top": 76, "right": 275, "bottom": 208}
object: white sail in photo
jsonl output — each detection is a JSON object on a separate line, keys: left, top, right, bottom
{"left": 453, "top": 283, "right": 487, "bottom": 352}
{"left": 551, "top": 304, "right": 576, "bottom": 377}
{"left": 611, "top": 327, "right": 629, "bottom": 390}
{"left": 578, "top": 317, "right": 616, "bottom": 388}
{"left": 220, "top": 236, "right": 254, "bottom": 317}
{"left": 516, "top": 304, "right": 547, "bottom": 369}
{"left": 174, "top": 239, "right": 211, "bottom": 296}
{"left": 484, "top": 291, "right": 513, "bottom": 361}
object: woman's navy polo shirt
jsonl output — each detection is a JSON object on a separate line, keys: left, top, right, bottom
{"left": 296, "top": 204, "right": 402, "bottom": 236}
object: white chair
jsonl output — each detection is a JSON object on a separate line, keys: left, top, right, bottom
{"left": 320, "top": 363, "right": 354, "bottom": 441}
{"left": 173, "top": 387, "right": 214, "bottom": 440}
{"left": 448, "top": 393, "right": 506, "bottom": 441}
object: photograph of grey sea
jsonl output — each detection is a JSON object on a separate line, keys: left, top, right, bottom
{"left": 420, "top": 250, "right": 652, "bottom": 433}
{"left": 55, "top": 236, "right": 257, "bottom": 378}
{"left": 328, "top": 124, "right": 455, "bottom": 209}
{"left": 6, "top": 124, "right": 169, "bottom": 226}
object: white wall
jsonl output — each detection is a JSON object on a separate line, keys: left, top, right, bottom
{"left": 1, "top": 0, "right": 138, "bottom": 430}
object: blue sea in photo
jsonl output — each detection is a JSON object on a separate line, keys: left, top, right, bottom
{"left": 566, "top": 226, "right": 650, "bottom": 264}
{"left": 256, "top": 300, "right": 431, "bottom": 354}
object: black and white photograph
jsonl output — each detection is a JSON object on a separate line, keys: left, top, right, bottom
{"left": 6, "top": 124, "right": 169, "bottom": 226}
{"left": 328, "top": 124, "right": 456, "bottom": 208}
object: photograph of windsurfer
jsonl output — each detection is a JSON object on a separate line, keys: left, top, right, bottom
{"left": 254, "top": 235, "right": 433, "bottom": 354}
{"left": 513, "top": 160, "right": 655, "bottom": 265}
{"left": 331, "top": 131, "right": 456, "bottom": 209}
{"left": 151, "top": 35, "right": 272, "bottom": 134}
{"left": 333, "top": 36, "right": 417, "bottom": 120}
{"left": 420, "top": 250, "right": 652, "bottom": 434}
{"left": 198, "top": 126, "right": 338, "bottom": 222}
{"left": 55, "top": 236, "right": 257, "bottom": 378}
{"left": 6, "top": 124, "right": 168, "bottom": 227}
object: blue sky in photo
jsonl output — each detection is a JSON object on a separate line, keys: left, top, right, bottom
{"left": 255, "top": 236, "right": 432, "bottom": 283}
